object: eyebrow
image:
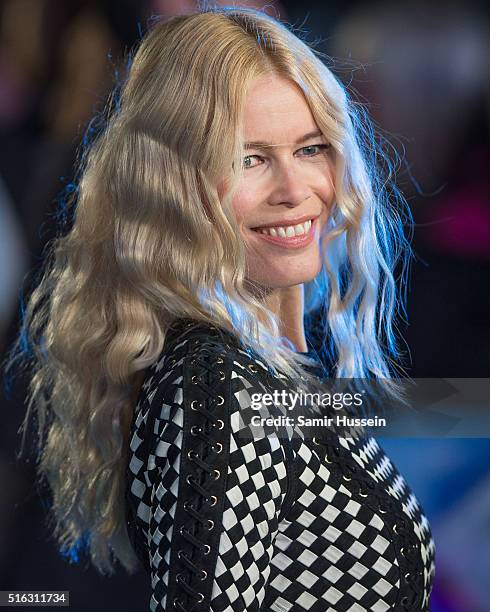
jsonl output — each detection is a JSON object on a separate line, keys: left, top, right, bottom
{"left": 244, "top": 130, "right": 326, "bottom": 150}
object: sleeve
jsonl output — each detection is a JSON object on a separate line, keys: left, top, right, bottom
{"left": 146, "top": 343, "right": 291, "bottom": 612}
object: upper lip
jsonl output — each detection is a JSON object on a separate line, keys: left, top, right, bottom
{"left": 251, "top": 214, "right": 319, "bottom": 230}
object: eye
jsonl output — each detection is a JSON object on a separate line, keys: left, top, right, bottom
{"left": 242, "top": 155, "right": 262, "bottom": 170}
{"left": 241, "top": 143, "right": 331, "bottom": 170}
{"left": 299, "top": 144, "right": 331, "bottom": 156}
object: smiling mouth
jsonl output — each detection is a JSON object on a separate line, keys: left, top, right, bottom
{"left": 249, "top": 217, "right": 318, "bottom": 250}
{"left": 251, "top": 218, "right": 314, "bottom": 238}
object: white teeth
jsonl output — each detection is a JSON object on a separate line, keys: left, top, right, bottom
{"left": 256, "top": 219, "right": 313, "bottom": 237}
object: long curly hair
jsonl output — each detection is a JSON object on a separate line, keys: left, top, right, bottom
{"left": 3, "top": 6, "right": 412, "bottom": 574}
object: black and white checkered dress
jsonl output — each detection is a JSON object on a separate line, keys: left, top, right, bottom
{"left": 125, "top": 318, "right": 436, "bottom": 611}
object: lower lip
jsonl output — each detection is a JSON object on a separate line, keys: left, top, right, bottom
{"left": 251, "top": 218, "right": 317, "bottom": 249}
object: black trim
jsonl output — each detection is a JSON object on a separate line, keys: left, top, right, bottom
{"left": 166, "top": 339, "right": 231, "bottom": 611}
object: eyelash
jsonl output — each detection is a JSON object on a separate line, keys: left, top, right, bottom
{"left": 242, "top": 144, "right": 331, "bottom": 169}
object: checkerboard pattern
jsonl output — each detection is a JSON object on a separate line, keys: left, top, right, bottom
{"left": 125, "top": 319, "right": 435, "bottom": 611}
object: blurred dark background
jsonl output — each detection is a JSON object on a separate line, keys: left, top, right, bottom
{"left": 0, "top": 1, "right": 488, "bottom": 610}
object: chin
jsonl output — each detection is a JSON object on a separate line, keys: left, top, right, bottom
{"left": 255, "top": 266, "right": 322, "bottom": 289}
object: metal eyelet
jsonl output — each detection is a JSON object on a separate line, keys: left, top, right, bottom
{"left": 219, "top": 370, "right": 225, "bottom": 381}
{"left": 179, "top": 526, "right": 187, "bottom": 536}
{"left": 196, "top": 593, "right": 204, "bottom": 603}
{"left": 215, "top": 395, "right": 224, "bottom": 406}
{"left": 207, "top": 519, "right": 214, "bottom": 530}
{"left": 169, "top": 358, "right": 176, "bottom": 366}
{"left": 312, "top": 437, "right": 321, "bottom": 445}
{"left": 215, "top": 357, "right": 224, "bottom": 364}
{"left": 401, "top": 596, "right": 409, "bottom": 605}
{"left": 213, "top": 469, "right": 220, "bottom": 480}
{"left": 188, "top": 450, "right": 198, "bottom": 460}
{"left": 177, "top": 549, "right": 185, "bottom": 560}
{"left": 190, "top": 425, "right": 201, "bottom": 435}
{"left": 207, "top": 495, "right": 217, "bottom": 506}
{"left": 359, "top": 490, "right": 368, "bottom": 497}
{"left": 405, "top": 572, "right": 413, "bottom": 582}
{"left": 173, "top": 597, "right": 183, "bottom": 608}
{"left": 191, "top": 400, "right": 202, "bottom": 410}
{"left": 186, "top": 475, "right": 194, "bottom": 486}
{"left": 203, "top": 544, "right": 211, "bottom": 555}
{"left": 379, "top": 506, "right": 388, "bottom": 513}
{"left": 176, "top": 572, "right": 184, "bottom": 583}
{"left": 248, "top": 363, "right": 258, "bottom": 373}
{"left": 183, "top": 500, "right": 194, "bottom": 511}
{"left": 199, "top": 569, "right": 207, "bottom": 581}
{"left": 393, "top": 523, "right": 401, "bottom": 534}
{"left": 342, "top": 475, "right": 351, "bottom": 481}
{"left": 325, "top": 456, "right": 333, "bottom": 464}
{"left": 212, "top": 442, "right": 223, "bottom": 454}
{"left": 213, "top": 419, "right": 224, "bottom": 430}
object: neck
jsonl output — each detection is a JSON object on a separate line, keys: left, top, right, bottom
{"left": 262, "top": 284, "right": 308, "bottom": 353}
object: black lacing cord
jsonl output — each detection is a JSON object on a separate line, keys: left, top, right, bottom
{"left": 172, "top": 345, "right": 226, "bottom": 612}
{"left": 311, "top": 435, "right": 427, "bottom": 611}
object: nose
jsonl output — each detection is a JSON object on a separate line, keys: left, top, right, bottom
{"left": 267, "top": 162, "right": 311, "bottom": 208}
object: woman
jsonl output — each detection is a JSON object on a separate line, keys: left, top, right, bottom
{"left": 5, "top": 6, "right": 435, "bottom": 611}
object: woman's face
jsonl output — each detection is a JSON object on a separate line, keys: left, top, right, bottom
{"left": 221, "top": 74, "right": 335, "bottom": 289}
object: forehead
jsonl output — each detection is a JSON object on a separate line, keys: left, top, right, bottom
{"left": 242, "top": 75, "right": 319, "bottom": 145}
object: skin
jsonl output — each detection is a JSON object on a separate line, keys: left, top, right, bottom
{"left": 219, "top": 74, "right": 336, "bottom": 352}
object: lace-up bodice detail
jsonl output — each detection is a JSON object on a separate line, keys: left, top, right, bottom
{"left": 125, "top": 319, "right": 435, "bottom": 611}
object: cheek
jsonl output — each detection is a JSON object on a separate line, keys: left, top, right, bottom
{"left": 324, "top": 166, "right": 336, "bottom": 203}
{"left": 230, "top": 204, "right": 247, "bottom": 229}
{"left": 218, "top": 180, "right": 248, "bottom": 219}
{"left": 217, "top": 180, "right": 227, "bottom": 201}
{"left": 230, "top": 188, "right": 257, "bottom": 227}
{"left": 218, "top": 183, "right": 248, "bottom": 232}
{"left": 217, "top": 174, "right": 240, "bottom": 202}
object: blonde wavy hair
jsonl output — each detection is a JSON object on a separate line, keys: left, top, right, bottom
{"left": 4, "top": 6, "right": 412, "bottom": 575}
